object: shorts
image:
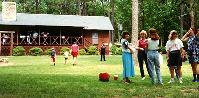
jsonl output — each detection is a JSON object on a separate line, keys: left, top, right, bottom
{"left": 168, "top": 50, "right": 182, "bottom": 66}
{"left": 71, "top": 52, "right": 78, "bottom": 57}
{"left": 51, "top": 56, "right": 55, "bottom": 62}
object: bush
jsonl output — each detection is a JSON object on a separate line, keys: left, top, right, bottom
{"left": 110, "top": 45, "right": 117, "bottom": 55}
{"left": 116, "top": 47, "right": 122, "bottom": 55}
{"left": 79, "top": 49, "right": 87, "bottom": 55}
{"left": 29, "top": 47, "right": 43, "bottom": 56}
{"left": 44, "top": 48, "right": 52, "bottom": 55}
{"left": 60, "top": 47, "right": 70, "bottom": 55}
{"left": 87, "top": 45, "right": 98, "bottom": 55}
{"left": 12, "top": 46, "right": 25, "bottom": 56}
{"left": 159, "top": 46, "right": 166, "bottom": 54}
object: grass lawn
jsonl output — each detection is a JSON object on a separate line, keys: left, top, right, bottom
{"left": 0, "top": 55, "right": 198, "bottom": 98}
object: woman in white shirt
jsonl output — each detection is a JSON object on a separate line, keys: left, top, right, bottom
{"left": 166, "top": 30, "right": 184, "bottom": 84}
{"left": 146, "top": 28, "right": 163, "bottom": 85}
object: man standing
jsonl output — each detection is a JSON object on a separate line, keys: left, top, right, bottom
{"left": 100, "top": 42, "right": 106, "bottom": 61}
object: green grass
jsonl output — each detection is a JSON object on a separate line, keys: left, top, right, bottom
{"left": 0, "top": 55, "right": 198, "bottom": 98}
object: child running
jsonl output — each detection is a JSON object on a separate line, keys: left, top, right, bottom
{"left": 64, "top": 49, "right": 69, "bottom": 65}
{"left": 51, "top": 48, "right": 56, "bottom": 66}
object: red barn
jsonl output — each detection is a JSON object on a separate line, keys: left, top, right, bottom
{"left": 0, "top": 13, "right": 114, "bottom": 55}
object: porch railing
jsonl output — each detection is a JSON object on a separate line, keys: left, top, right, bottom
{"left": 1, "top": 36, "right": 83, "bottom": 46}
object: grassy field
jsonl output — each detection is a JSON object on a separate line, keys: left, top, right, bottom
{"left": 0, "top": 55, "right": 198, "bottom": 98}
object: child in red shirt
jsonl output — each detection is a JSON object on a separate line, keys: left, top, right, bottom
{"left": 51, "top": 48, "right": 56, "bottom": 66}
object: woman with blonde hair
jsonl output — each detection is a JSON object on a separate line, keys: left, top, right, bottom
{"left": 137, "top": 30, "right": 151, "bottom": 80}
{"left": 166, "top": 30, "right": 184, "bottom": 83}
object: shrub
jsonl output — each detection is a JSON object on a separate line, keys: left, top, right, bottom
{"left": 116, "top": 47, "right": 122, "bottom": 55}
{"left": 44, "top": 48, "right": 52, "bottom": 55}
{"left": 60, "top": 47, "right": 70, "bottom": 55}
{"left": 87, "top": 45, "right": 98, "bottom": 55}
{"left": 110, "top": 45, "right": 117, "bottom": 55}
{"left": 159, "top": 46, "right": 166, "bottom": 54}
{"left": 12, "top": 46, "right": 25, "bottom": 56}
{"left": 79, "top": 49, "right": 87, "bottom": 55}
{"left": 29, "top": 47, "right": 43, "bottom": 56}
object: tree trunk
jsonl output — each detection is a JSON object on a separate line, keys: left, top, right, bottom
{"left": 111, "top": 0, "right": 115, "bottom": 43}
{"left": 77, "top": 0, "right": 81, "bottom": 15}
{"left": 132, "top": 0, "right": 139, "bottom": 65}
{"left": 82, "top": 1, "right": 87, "bottom": 16}
{"left": 35, "top": 0, "right": 39, "bottom": 14}
{"left": 132, "top": 0, "right": 138, "bottom": 46}
{"left": 93, "top": 0, "right": 96, "bottom": 15}
{"left": 189, "top": 0, "right": 194, "bottom": 28}
{"left": 180, "top": 1, "right": 184, "bottom": 37}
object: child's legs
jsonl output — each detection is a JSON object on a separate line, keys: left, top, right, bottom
{"left": 65, "top": 58, "right": 68, "bottom": 64}
{"left": 52, "top": 57, "right": 55, "bottom": 63}
{"left": 73, "top": 57, "right": 77, "bottom": 64}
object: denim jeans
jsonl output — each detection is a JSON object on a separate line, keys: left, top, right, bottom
{"left": 147, "top": 51, "right": 163, "bottom": 84}
{"left": 137, "top": 50, "right": 151, "bottom": 78}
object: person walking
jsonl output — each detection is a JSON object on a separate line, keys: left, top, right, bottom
{"left": 64, "top": 49, "right": 69, "bottom": 65}
{"left": 146, "top": 28, "right": 163, "bottom": 85}
{"left": 71, "top": 42, "right": 79, "bottom": 65}
{"left": 137, "top": 30, "right": 151, "bottom": 80}
{"left": 181, "top": 28, "right": 199, "bottom": 82}
{"left": 121, "top": 32, "right": 135, "bottom": 84}
{"left": 50, "top": 48, "right": 56, "bottom": 66}
{"left": 166, "top": 30, "right": 184, "bottom": 84}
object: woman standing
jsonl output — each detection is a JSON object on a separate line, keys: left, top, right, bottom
{"left": 121, "top": 32, "right": 135, "bottom": 84}
{"left": 146, "top": 28, "right": 163, "bottom": 84}
{"left": 181, "top": 28, "right": 199, "bottom": 82}
{"left": 137, "top": 30, "right": 151, "bottom": 80}
{"left": 166, "top": 30, "right": 184, "bottom": 84}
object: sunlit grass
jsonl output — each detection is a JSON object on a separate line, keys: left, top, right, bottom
{"left": 0, "top": 55, "right": 198, "bottom": 98}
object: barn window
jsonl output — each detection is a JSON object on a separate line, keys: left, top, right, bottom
{"left": 92, "top": 32, "right": 98, "bottom": 44}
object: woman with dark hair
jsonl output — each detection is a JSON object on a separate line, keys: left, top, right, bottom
{"left": 137, "top": 30, "right": 151, "bottom": 80}
{"left": 146, "top": 28, "right": 163, "bottom": 84}
{"left": 121, "top": 31, "right": 135, "bottom": 84}
{"left": 166, "top": 30, "right": 184, "bottom": 84}
{"left": 181, "top": 28, "right": 199, "bottom": 82}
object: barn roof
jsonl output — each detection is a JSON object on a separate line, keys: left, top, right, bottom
{"left": 0, "top": 13, "right": 114, "bottom": 30}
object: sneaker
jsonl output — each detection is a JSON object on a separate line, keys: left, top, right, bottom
{"left": 141, "top": 77, "right": 146, "bottom": 80}
{"left": 179, "top": 79, "right": 183, "bottom": 84}
{"left": 192, "top": 79, "right": 197, "bottom": 82}
{"left": 126, "top": 79, "right": 132, "bottom": 83}
{"left": 168, "top": 79, "right": 175, "bottom": 84}
{"left": 159, "top": 82, "right": 164, "bottom": 85}
{"left": 197, "top": 79, "right": 199, "bottom": 82}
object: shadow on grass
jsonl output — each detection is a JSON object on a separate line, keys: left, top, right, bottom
{"left": 0, "top": 74, "right": 198, "bottom": 98}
